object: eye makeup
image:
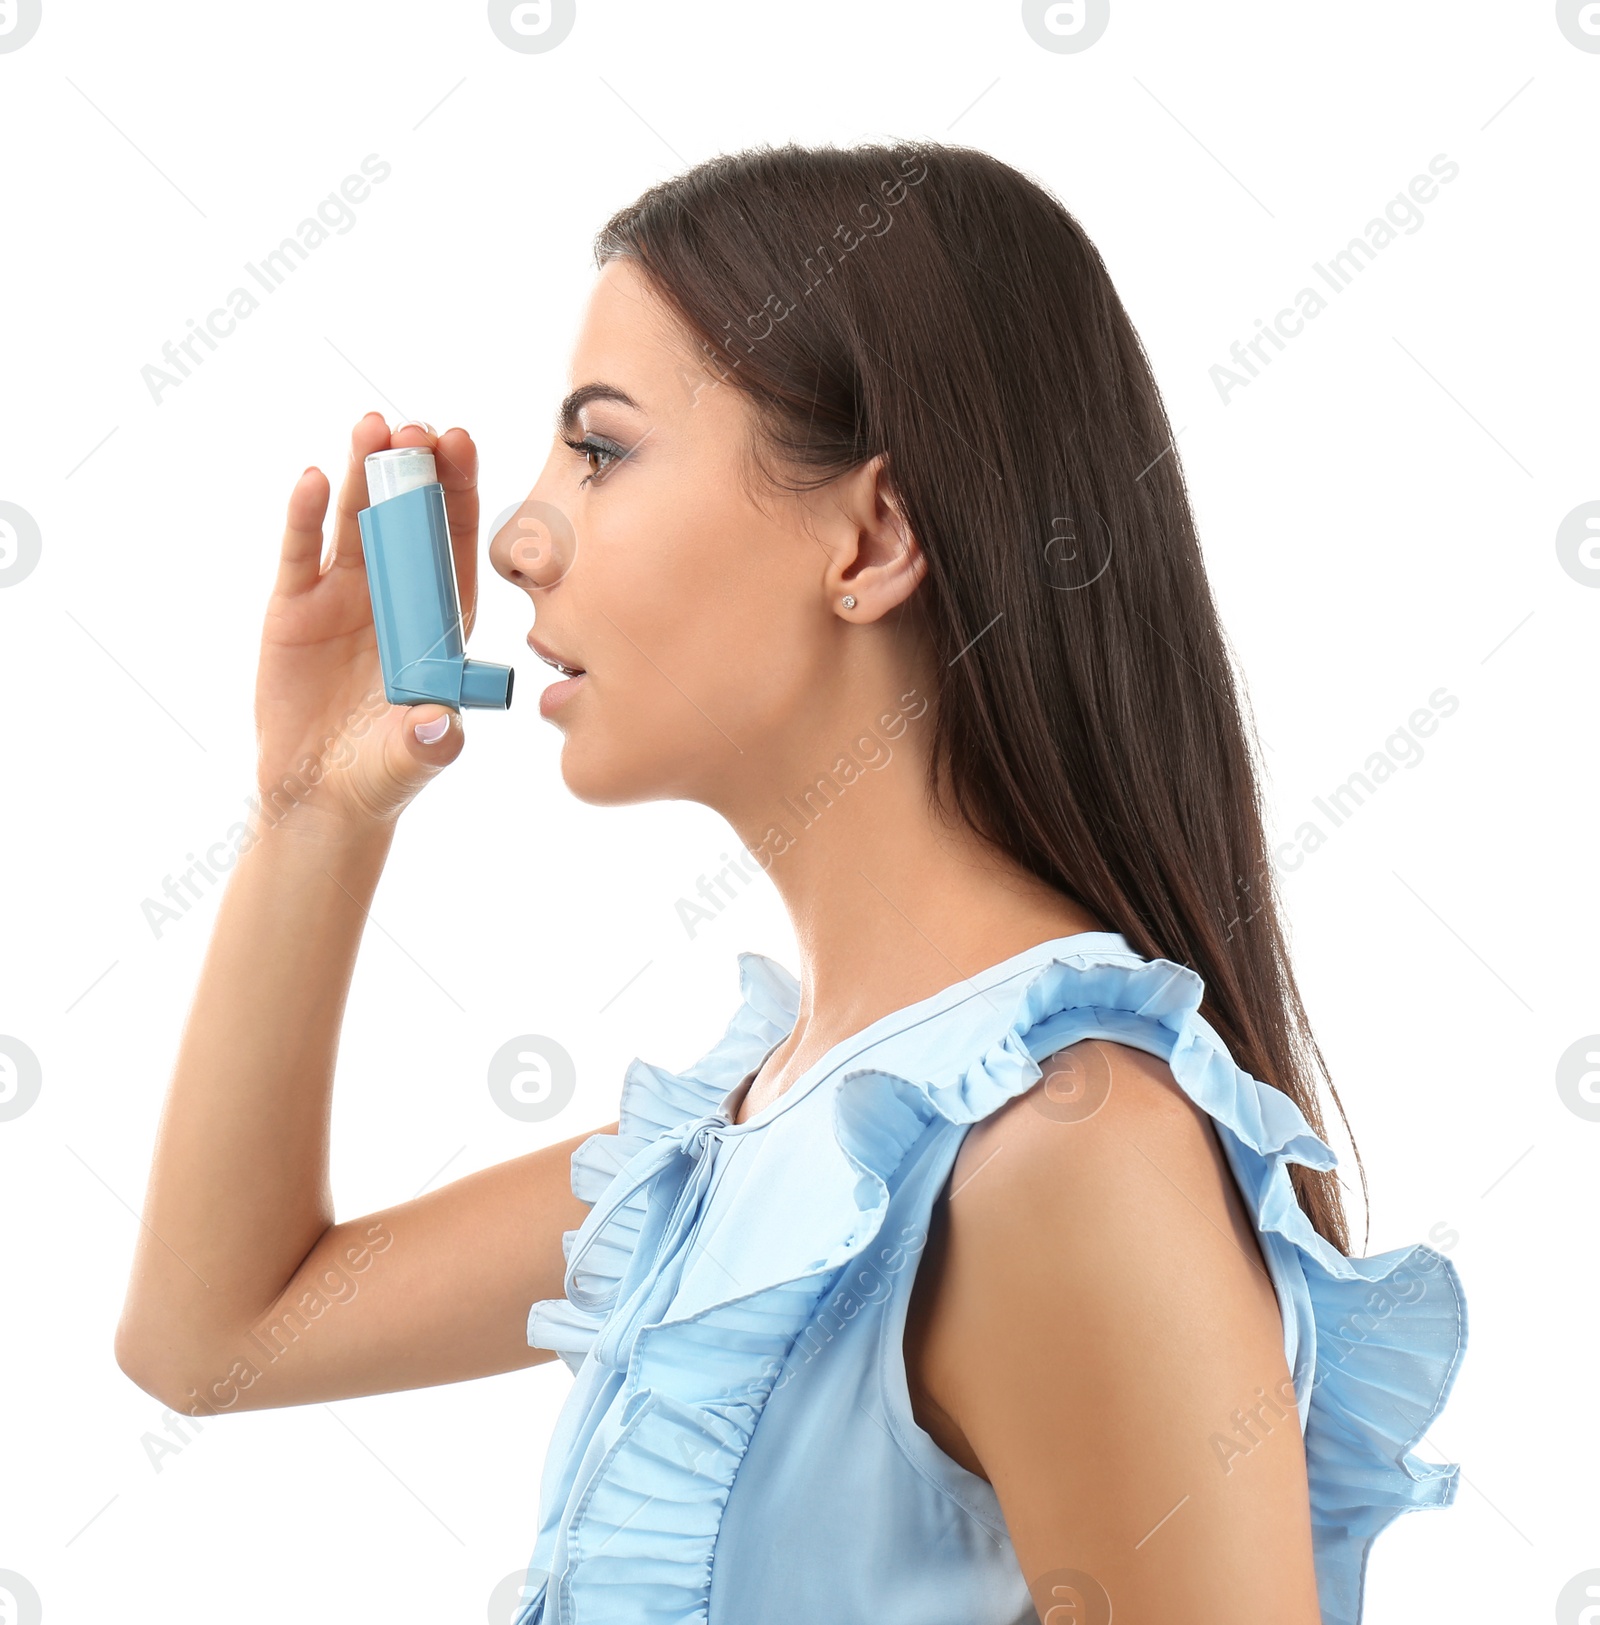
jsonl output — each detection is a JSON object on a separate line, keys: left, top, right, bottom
{"left": 561, "top": 431, "right": 630, "bottom": 488}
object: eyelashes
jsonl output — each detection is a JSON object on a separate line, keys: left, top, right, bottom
{"left": 561, "top": 433, "right": 629, "bottom": 488}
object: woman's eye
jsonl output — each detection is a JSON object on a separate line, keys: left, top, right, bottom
{"left": 563, "top": 435, "right": 625, "bottom": 488}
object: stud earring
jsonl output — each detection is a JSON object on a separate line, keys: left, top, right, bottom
{"left": 841, "top": 594, "right": 857, "bottom": 609}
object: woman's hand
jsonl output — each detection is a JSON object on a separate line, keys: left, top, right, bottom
{"left": 118, "top": 415, "right": 600, "bottom": 1412}
{"left": 254, "top": 414, "right": 482, "bottom": 834}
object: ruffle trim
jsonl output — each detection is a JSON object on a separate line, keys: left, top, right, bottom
{"left": 522, "top": 943, "right": 1466, "bottom": 1625}
{"left": 890, "top": 949, "right": 1467, "bottom": 1625}
{"left": 524, "top": 950, "right": 797, "bottom": 1377}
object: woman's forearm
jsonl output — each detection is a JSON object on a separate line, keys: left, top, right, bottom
{"left": 115, "top": 808, "right": 396, "bottom": 1390}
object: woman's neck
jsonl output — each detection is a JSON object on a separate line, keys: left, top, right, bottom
{"left": 737, "top": 823, "right": 1105, "bottom": 1122}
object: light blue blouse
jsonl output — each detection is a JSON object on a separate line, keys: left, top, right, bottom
{"left": 514, "top": 931, "right": 1466, "bottom": 1625}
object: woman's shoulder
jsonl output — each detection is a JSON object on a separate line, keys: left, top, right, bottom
{"left": 948, "top": 1033, "right": 1260, "bottom": 1248}
{"left": 914, "top": 1032, "right": 1286, "bottom": 1429}
{"left": 885, "top": 945, "right": 1467, "bottom": 1625}
{"left": 947, "top": 1032, "right": 1260, "bottom": 1244}
{"left": 906, "top": 1032, "right": 1327, "bottom": 1603}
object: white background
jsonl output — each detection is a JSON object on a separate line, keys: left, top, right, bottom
{"left": 0, "top": 2, "right": 1592, "bottom": 1620}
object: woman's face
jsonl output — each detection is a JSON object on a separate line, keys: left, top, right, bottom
{"left": 488, "top": 257, "right": 930, "bottom": 813}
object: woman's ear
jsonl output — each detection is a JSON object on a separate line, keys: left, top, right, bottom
{"left": 830, "top": 454, "right": 928, "bottom": 619}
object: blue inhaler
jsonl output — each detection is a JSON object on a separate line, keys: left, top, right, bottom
{"left": 356, "top": 447, "right": 515, "bottom": 710}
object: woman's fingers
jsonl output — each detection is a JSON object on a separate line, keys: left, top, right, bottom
{"left": 276, "top": 467, "right": 331, "bottom": 597}
{"left": 329, "top": 411, "right": 395, "bottom": 572}
{"left": 312, "top": 419, "right": 475, "bottom": 629}
{"left": 434, "top": 427, "right": 480, "bottom": 635}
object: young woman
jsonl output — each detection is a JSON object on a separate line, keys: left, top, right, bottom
{"left": 115, "top": 141, "right": 1467, "bottom": 1625}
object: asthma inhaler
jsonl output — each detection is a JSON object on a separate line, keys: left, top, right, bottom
{"left": 356, "top": 447, "right": 515, "bottom": 710}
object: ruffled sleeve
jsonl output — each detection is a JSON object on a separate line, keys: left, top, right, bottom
{"left": 525, "top": 949, "right": 798, "bottom": 1374}
{"left": 863, "top": 944, "right": 1468, "bottom": 1625}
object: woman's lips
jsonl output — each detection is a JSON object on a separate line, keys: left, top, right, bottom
{"left": 537, "top": 669, "right": 589, "bottom": 719}
{"left": 526, "top": 630, "right": 584, "bottom": 676}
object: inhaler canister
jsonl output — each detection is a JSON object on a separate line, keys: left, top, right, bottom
{"left": 356, "top": 447, "right": 514, "bottom": 710}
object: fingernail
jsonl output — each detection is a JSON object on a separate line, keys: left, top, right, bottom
{"left": 414, "top": 714, "right": 450, "bottom": 744}
{"left": 396, "top": 419, "right": 437, "bottom": 435}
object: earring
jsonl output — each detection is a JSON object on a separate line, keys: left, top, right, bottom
{"left": 841, "top": 594, "right": 857, "bottom": 609}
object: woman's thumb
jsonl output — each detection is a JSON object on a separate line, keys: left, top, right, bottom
{"left": 405, "top": 706, "right": 464, "bottom": 770}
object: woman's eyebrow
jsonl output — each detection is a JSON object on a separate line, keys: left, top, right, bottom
{"left": 556, "top": 382, "right": 644, "bottom": 436}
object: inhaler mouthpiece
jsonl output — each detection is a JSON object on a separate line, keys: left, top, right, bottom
{"left": 356, "top": 448, "right": 515, "bottom": 711}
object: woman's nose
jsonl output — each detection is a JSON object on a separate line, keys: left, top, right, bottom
{"left": 488, "top": 495, "right": 580, "bottom": 591}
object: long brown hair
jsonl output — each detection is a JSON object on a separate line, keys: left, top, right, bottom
{"left": 595, "top": 139, "right": 1363, "bottom": 1256}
